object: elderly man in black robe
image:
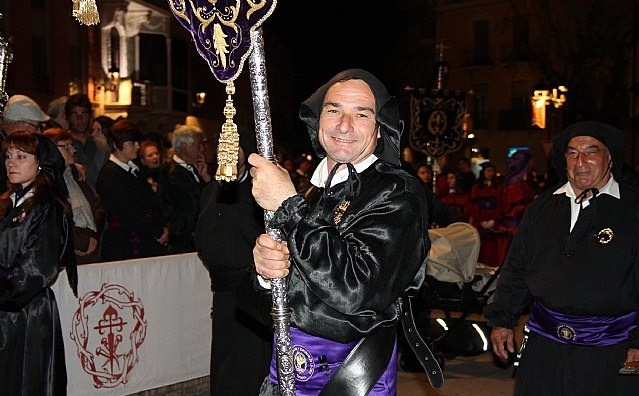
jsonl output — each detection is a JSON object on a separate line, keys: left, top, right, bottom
{"left": 485, "top": 121, "right": 639, "bottom": 395}
{"left": 249, "top": 69, "right": 432, "bottom": 395}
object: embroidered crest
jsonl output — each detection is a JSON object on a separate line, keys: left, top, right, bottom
{"left": 556, "top": 324, "right": 577, "bottom": 341}
{"left": 70, "top": 283, "right": 147, "bottom": 389}
{"left": 292, "top": 345, "right": 314, "bottom": 382}
{"left": 333, "top": 201, "right": 351, "bottom": 225}
{"left": 596, "top": 228, "right": 613, "bottom": 244}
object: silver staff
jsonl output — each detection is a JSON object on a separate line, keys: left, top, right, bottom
{"left": 248, "top": 28, "right": 295, "bottom": 395}
{"left": 0, "top": 15, "right": 13, "bottom": 115}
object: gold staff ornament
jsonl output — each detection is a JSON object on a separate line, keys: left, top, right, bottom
{"left": 168, "top": 3, "right": 295, "bottom": 395}
{"left": 168, "top": 0, "right": 277, "bottom": 182}
{"left": 216, "top": 82, "right": 240, "bottom": 181}
{"left": 72, "top": 0, "right": 100, "bottom": 26}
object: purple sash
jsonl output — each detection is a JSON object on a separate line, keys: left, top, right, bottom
{"left": 268, "top": 327, "right": 397, "bottom": 395}
{"left": 527, "top": 300, "right": 637, "bottom": 346}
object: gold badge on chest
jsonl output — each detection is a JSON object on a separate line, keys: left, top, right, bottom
{"left": 333, "top": 201, "right": 351, "bottom": 225}
{"left": 596, "top": 228, "right": 614, "bottom": 244}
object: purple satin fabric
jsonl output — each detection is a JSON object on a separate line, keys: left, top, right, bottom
{"left": 268, "top": 327, "right": 397, "bottom": 395}
{"left": 527, "top": 300, "right": 637, "bottom": 346}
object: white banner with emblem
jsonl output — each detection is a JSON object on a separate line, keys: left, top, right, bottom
{"left": 52, "top": 253, "right": 212, "bottom": 396}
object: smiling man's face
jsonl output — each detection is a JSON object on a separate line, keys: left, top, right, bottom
{"left": 318, "top": 79, "right": 380, "bottom": 171}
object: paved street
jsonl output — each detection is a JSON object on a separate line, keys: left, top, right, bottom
{"left": 398, "top": 351, "right": 516, "bottom": 396}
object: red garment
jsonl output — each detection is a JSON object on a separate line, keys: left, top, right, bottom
{"left": 440, "top": 191, "right": 474, "bottom": 222}
{"left": 500, "top": 181, "right": 533, "bottom": 233}
{"left": 470, "top": 182, "right": 503, "bottom": 228}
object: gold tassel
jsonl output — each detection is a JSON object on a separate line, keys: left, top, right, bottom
{"left": 72, "top": 0, "right": 100, "bottom": 26}
{"left": 215, "top": 82, "right": 239, "bottom": 182}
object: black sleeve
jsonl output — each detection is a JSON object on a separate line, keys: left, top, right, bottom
{"left": 0, "top": 204, "right": 62, "bottom": 309}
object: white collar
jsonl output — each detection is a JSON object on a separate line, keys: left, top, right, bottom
{"left": 109, "top": 154, "right": 139, "bottom": 173}
{"left": 173, "top": 154, "right": 191, "bottom": 167}
{"left": 310, "top": 154, "right": 378, "bottom": 188}
{"left": 553, "top": 176, "right": 620, "bottom": 200}
{"left": 11, "top": 188, "right": 34, "bottom": 208}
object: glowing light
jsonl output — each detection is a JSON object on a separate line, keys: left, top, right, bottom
{"left": 472, "top": 323, "right": 489, "bottom": 351}
{"left": 436, "top": 318, "right": 449, "bottom": 331}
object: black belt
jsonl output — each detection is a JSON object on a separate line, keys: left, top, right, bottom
{"left": 319, "top": 324, "right": 396, "bottom": 396}
{"left": 319, "top": 297, "right": 444, "bottom": 395}
{"left": 401, "top": 296, "right": 444, "bottom": 389}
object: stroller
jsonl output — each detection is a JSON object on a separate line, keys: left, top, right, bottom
{"left": 401, "top": 222, "right": 506, "bottom": 370}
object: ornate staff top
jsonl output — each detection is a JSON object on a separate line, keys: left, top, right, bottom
{"left": 168, "top": 0, "right": 277, "bottom": 181}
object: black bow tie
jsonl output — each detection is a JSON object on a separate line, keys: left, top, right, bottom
{"left": 575, "top": 187, "right": 599, "bottom": 206}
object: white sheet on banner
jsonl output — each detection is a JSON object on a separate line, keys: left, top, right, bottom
{"left": 51, "top": 253, "right": 213, "bottom": 396}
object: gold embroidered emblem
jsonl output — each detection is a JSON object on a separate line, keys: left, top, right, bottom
{"left": 556, "top": 324, "right": 577, "bottom": 341}
{"left": 333, "top": 201, "right": 351, "bottom": 225}
{"left": 597, "top": 228, "right": 614, "bottom": 244}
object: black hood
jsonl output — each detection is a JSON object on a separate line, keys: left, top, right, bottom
{"left": 35, "top": 134, "right": 68, "bottom": 197}
{"left": 299, "top": 69, "right": 403, "bottom": 167}
{"left": 551, "top": 121, "right": 624, "bottom": 184}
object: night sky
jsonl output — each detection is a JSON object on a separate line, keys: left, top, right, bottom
{"left": 265, "top": 1, "right": 402, "bottom": 93}
{"left": 257, "top": 0, "right": 405, "bottom": 153}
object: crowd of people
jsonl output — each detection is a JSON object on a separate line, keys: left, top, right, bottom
{"left": 0, "top": 93, "right": 215, "bottom": 266}
{"left": 412, "top": 153, "right": 537, "bottom": 234}
{"left": 2, "top": 69, "right": 639, "bottom": 396}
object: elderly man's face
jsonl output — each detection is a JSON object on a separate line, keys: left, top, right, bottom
{"left": 179, "top": 135, "right": 205, "bottom": 164}
{"left": 565, "top": 135, "right": 612, "bottom": 195}
{"left": 318, "top": 79, "right": 379, "bottom": 170}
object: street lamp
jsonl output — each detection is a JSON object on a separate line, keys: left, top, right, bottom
{"left": 531, "top": 86, "right": 568, "bottom": 129}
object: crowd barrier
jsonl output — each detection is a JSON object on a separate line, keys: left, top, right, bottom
{"left": 52, "top": 253, "right": 213, "bottom": 396}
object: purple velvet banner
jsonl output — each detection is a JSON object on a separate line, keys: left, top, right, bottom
{"left": 167, "top": 0, "right": 277, "bottom": 82}
{"left": 527, "top": 300, "right": 637, "bottom": 346}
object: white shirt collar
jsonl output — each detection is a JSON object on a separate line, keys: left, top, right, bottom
{"left": 173, "top": 154, "right": 191, "bottom": 167}
{"left": 310, "top": 154, "right": 378, "bottom": 188}
{"left": 11, "top": 188, "right": 34, "bottom": 208}
{"left": 553, "top": 176, "right": 619, "bottom": 232}
{"left": 109, "top": 154, "right": 139, "bottom": 173}
{"left": 173, "top": 154, "right": 200, "bottom": 181}
{"left": 553, "top": 176, "right": 620, "bottom": 200}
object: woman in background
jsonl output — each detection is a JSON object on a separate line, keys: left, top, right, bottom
{"left": 44, "top": 127, "right": 104, "bottom": 263}
{"left": 91, "top": 115, "right": 115, "bottom": 146}
{"left": 470, "top": 161, "right": 503, "bottom": 231}
{"left": 97, "top": 120, "right": 168, "bottom": 261}
{"left": 137, "top": 139, "right": 163, "bottom": 194}
{"left": 440, "top": 170, "right": 473, "bottom": 223}
{"left": 415, "top": 162, "right": 434, "bottom": 192}
{"left": 0, "top": 131, "right": 77, "bottom": 395}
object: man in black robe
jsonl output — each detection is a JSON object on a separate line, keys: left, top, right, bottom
{"left": 485, "top": 121, "right": 639, "bottom": 395}
{"left": 249, "top": 69, "right": 432, "bottom": 395}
